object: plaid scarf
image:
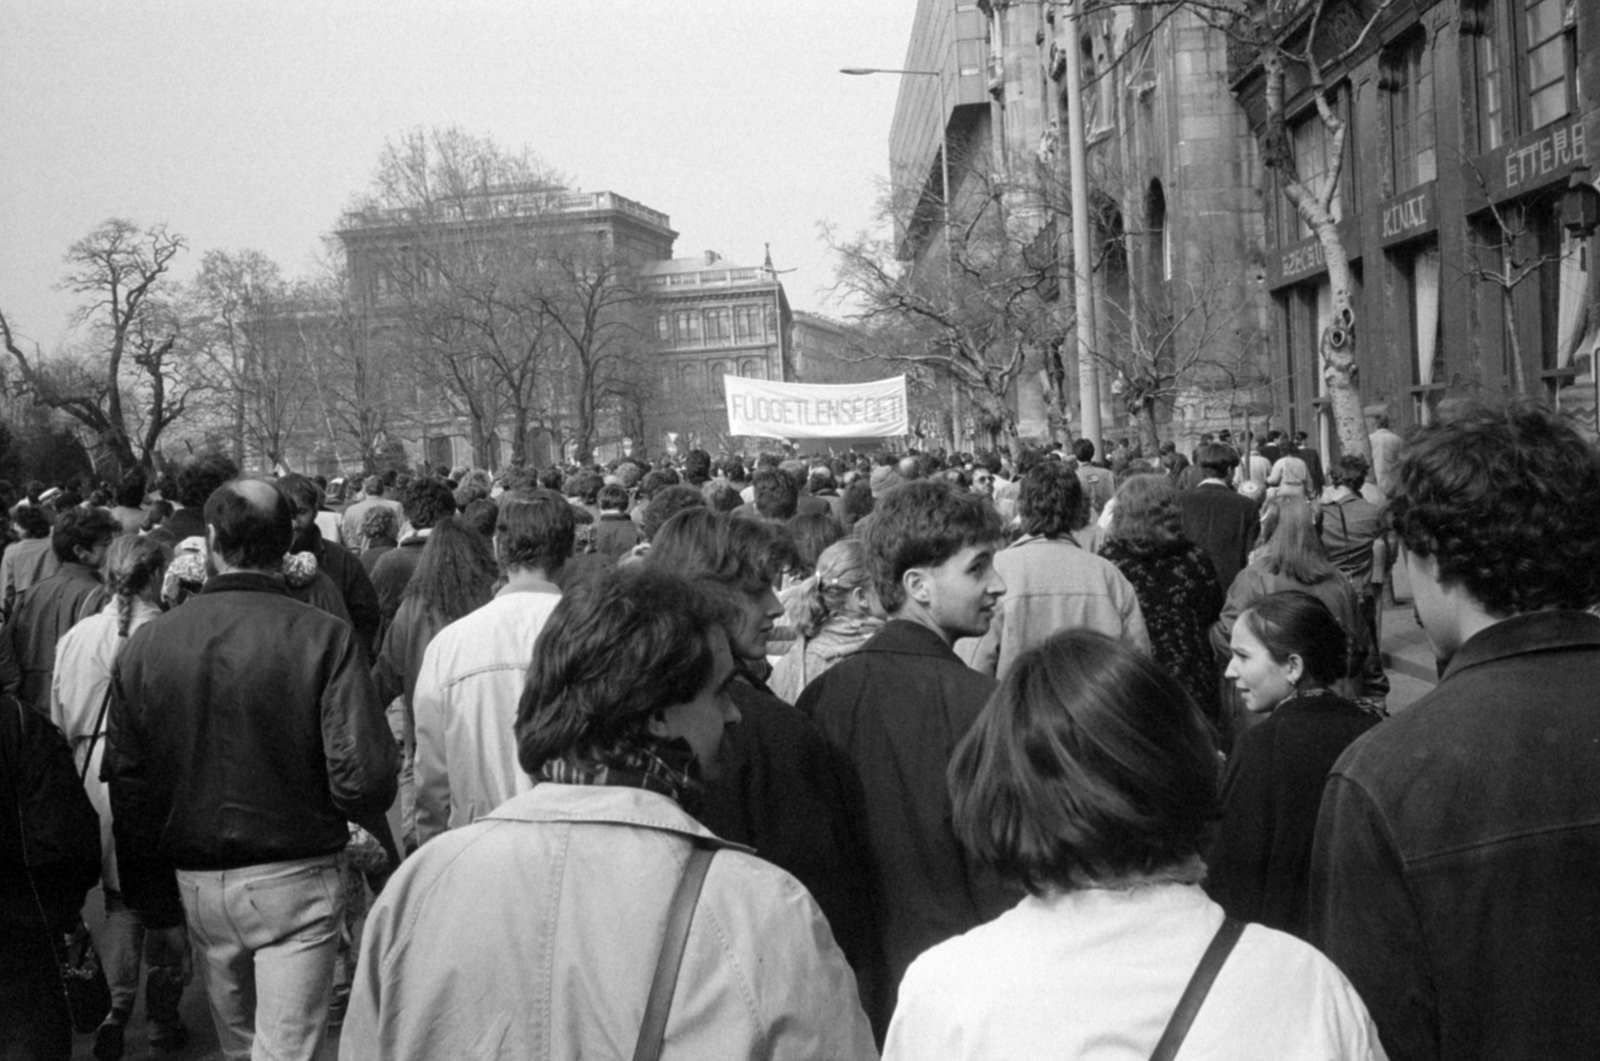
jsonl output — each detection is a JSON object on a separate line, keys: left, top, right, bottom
{"left": 535, "top": 737, "right": 706, "bottom": 815}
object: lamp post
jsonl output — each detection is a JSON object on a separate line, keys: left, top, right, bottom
{"left": 842, "top": 66, "right": 965, "bottom": 452}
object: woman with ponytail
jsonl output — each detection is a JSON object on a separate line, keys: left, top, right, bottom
{"left": 769, "top": 538, "right": 886, "bottom": 705}
{"left": 50, "top": 534, "right": 191, "bottom": 1057}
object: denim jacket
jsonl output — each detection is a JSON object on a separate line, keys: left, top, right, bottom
{"left": 1309, "top": 610, "right": 1600, "bottom": 1061}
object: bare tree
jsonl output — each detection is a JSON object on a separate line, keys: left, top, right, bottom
{"left": 0, "top": 219, "right": 196, "bottom": 475}
{"left": 188, "top": 248, "right": 319, "bottom": 467}
{"left": 826, "top": 175, "right": 1061, "bottom": 450}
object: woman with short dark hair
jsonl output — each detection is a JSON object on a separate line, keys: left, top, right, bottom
{"left": 1205, "top": 591, "right": 1384, "bottom": 940}
{"left": 884, "top": 631, "right": 1387, "bottom": 1060}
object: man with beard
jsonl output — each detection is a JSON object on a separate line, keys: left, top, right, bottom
{"left": 796, "top": 480, "right": 1014, "bottom": 1036}
{"left": 277, "top": 474, "right": 381, "bottom": 656}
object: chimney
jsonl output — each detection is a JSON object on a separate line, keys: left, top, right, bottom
{"left": 703, "top": 250, "right": 720, "bottom": 265}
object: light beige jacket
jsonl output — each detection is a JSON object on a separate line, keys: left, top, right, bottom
{"left": 341, "top": 783, "right": 878, "bottom": 1061}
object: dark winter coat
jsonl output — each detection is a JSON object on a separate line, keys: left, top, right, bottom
{"left": 796, "top": 619, "right": 1015, "bottom": 1033}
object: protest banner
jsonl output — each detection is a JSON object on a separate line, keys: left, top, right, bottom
{"left": 723, "top": 374, "right": 908, "bottom": 439}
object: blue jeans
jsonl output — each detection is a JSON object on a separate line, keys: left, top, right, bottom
{"left": 177, "top": 854, "right": 344, "bottom": 1061}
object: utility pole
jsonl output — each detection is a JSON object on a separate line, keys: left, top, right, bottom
{"left": 1062, "top": 0, "right": 1102, "bottom": 452}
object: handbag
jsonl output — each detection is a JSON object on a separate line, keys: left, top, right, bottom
{"left": 631, "top": 841, "right": 716, "bottom": 1061}
{"left": 1148, "top": 916, "right": 1245, "bottom": 1061}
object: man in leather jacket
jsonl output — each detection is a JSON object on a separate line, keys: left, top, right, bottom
{"left": 106, "top": 478, "right": 398, "bottom": 1061}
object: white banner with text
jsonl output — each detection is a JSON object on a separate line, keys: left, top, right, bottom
{"left": 723, "top": 374, "right": 909, "bottom": 439}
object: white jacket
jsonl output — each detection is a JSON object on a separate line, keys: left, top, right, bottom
{"left": 885, "top": 882, "right": 1386, "bottom": 1061}
{"left": 49, "top": 600, "right": 161, "bottom": 889}
{"left": 341, "top": 784, "right": 877, "bottom": 1061}
{"left": 412, "top": 585, "right": 560, "bottom": 843}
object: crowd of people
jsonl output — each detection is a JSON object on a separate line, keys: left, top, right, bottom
{"left": 2, "top": 402, "right": 1597, "bottom": 1061}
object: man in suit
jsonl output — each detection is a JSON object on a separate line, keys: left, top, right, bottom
{"left": 1177, "top": 442, "right": 1260, "bottom": 593}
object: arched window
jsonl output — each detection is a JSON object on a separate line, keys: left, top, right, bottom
{"left": 708, "top": 361, "right": 727, "bottom": 396}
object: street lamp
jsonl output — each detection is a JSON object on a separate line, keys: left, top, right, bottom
{"left": 841, "top": 66, "right": 964, "bottom": 451}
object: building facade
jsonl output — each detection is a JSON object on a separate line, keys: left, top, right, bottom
{"left": 639, "top": 250, "right": 793, "bottom": 455}
{"left": 888, "top": 0, "right": 1272, "bottom": 452}
{"left": 1238, "top": 0, "right": 1598, "bottom": 444}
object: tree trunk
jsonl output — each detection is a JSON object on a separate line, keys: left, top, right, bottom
{"left": 1317, "top": 227, "right": 1369, "bottom": 461}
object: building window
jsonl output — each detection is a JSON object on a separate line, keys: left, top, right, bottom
{"left": 1288, "top": 95, "right": 1350, "bottom": 240}
{"left": 733, "top": 305, "right": 763, "bottom": 341}
{"left": 1523, "top": 0, "right": 1575, "bottom": 130}
{"left": 1398, "top": 243, "right": 1445, "bottom": 424}
{"left": 707, "top": 361, "right": 727, "bottom": 396}
{"left": 678, "top": 362, "right": 700, "bottom": 397}
{"left": 656, "top": 313, "right": 672, "bottom": 344}
{"left": 674, "top": 310, "right": 701, "bottom": 345}
{"left": 705, "top": 307, "right": 733, "bottom": 345}
{"left": 740, "top": 359, "right": 763, "bottom": 380}
{"left": 1467, "top": 0, "right": 1506, "bottom": 151}
{"left": 1382, "top": 33, "right": 1436, "bottom": 193}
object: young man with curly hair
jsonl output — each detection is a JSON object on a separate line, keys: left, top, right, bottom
{"left": 1309, "top": 404, "right": 1600, "bottom": 1061}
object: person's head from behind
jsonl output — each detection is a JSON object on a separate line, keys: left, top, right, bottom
{"left": 1108, "top": 473, "right": 1185, "bottom": 548}
{"left": 52, "top": 506, "right": 120, "bottom": 568}
{"left": 1195, "top": 442, "right": 1237, "bottom": 481}
{"left": 205, "top": 479, "right": 294, "bottom": 574}
{"left": 788, "top": 538, "right": 881, "bottom": 638}
{"left": 861, "top": 479, "right": 1006, "bottom": 642}
{"left": 106, "top": 535, "right": 171, "bottom": 635}
{"left": 114, "top": 471, "right": 147, "bottom": 511}
{"left": 13, "top": 503, "right": 51, "bottom": 541}
{"left": 177, "top": 454, "right": 240, "bottom": 510}
{"left": 597, "top": 482, "right": 630, "bottom": 514}
{"left": 949, "top": 630, "right": 1219, "bottom": 895}
{"left": 360, "top": 505, "right": 399, "bottom": 548}
{"left": 495, "top": 490, "right": 575, "bottom": 578}
{"left": 1255, "top": 496, "right": 1333, "bottom": 585}
{"left": 407, "top": 516, "right": 498, "bottom": 623}
{"left": 646, "top": 508, "right": 796, "bottom": 662}
{"left": 684, "top": 448, "right": 713, "bottom": 484}
{"left": 752, "top": 467, "right": 799, "bottom": 521}
{"left": 640, "top": 485, "right": 708, "bottom": 542}
{"left": 1332, "top": 454, "right": 1368, "bottom": 492}
{"left": 1390, "top": 404, "right": 1600, "bottom": 657}
{"left": 785, "top": 511, "right": 844, "bottom": 579}
{"left": 1019, "top": 462, "right": 1088, "bottom": 538}
{"left": 704, "top": 480, "right": 742, "bottom": 514}
{"left": 1072, "top": 438, "right": 1095, "bottom": 465}
{"left": 1227, "top": 591, "right": 1349, "bottom": 713}
{"left": 516, "top": 567, "right": 739, "bottom": 786}
{"left": 403, "top": 477, "right": 457, "bottom": 533}
{"left": 460, "top": 498, "right": 499, "bottom": 539}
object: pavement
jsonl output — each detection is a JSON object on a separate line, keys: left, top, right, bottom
{"left": 67, "top": 588, "right": 1441, "bottom": 1060}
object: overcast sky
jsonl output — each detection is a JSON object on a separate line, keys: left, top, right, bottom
{"left": 0, "top": 1, "right": 916, "bottom": 352}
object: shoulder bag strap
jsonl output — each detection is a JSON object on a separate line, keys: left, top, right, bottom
{"left": 1148, "top": 916, "right": 1246, "bottom": 1061}
{"left": 631, "top": 842, "right": 716, "bottom": 1061}
{"left": 79, "top": 683, "right": 114, "bottom": 786}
